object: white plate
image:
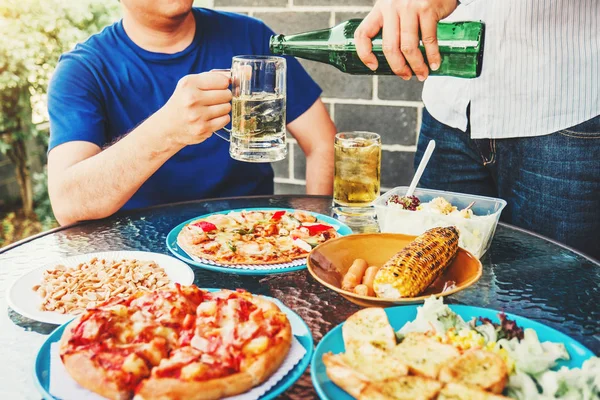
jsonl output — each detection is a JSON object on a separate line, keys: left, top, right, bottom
{"left": 6, "top": 251, "right": 195, "bottom": 325}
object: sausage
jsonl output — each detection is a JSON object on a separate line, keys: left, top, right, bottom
{"left": 354, "top": 284, "right": 369, "bottom": 296}
{"left": 362, "top": 266, "right": 380, "bottom": 297}
{"left": 341, "top": 259, "right": 369, "bottom": 291}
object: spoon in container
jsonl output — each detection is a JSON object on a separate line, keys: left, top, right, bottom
{"left": 463, "top": 201, "right": 476, "bottom": 211}
{"left": 406, "top": 140, "right": 436, "bottom": 197}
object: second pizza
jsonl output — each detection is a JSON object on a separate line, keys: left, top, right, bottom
{"left": 177, "top": 210, "right": 339, "bottom": 265}
{"left": 58, "top": 285, "right": 292, "bottom": 400}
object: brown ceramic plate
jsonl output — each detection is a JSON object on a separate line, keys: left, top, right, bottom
{"left": 307, "top": 233, "right": 482, "bottom": 307}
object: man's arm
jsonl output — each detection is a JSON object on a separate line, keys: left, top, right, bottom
{"left": 287, "top": 99, "right": 336, "bottom": 195}
{"left": 48, "top": 117, "right": 179, "bottom": 225}
{"left": 48, "top": 72, "right": 231, "bottom": 225}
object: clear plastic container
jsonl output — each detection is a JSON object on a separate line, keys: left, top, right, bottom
{"left": 374, "top": 187, "right": 507, "bottom": 258}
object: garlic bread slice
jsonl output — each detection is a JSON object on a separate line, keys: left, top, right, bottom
{"left": 342, "top": 308, "right": 396, "bottom": 352}
{"left": 360, "top": 376, "right": 442, "bottom": 400}
{"left": 323, "top": 352, "right": 370, "bottom": 398}
{"left": 438, "top": 383, "right": 513, "bottom": 400}
{"left": 392, "top": 333, "right": 460, "bottom": 379}
{"left": 345, "top": 342, "right": 409, "bottom": 381}
{"left": 438, "top": 350, "right": 508, "bottom": 394}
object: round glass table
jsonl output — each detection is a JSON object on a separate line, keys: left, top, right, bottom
{"left": 1, "top": 195, "right": 598, "bottom": 400}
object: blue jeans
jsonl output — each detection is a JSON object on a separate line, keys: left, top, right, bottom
{"left": 415, "top": 108, "right": 600, "bottom": 261}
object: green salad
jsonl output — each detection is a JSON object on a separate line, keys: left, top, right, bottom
{"left": 397, "top": 297, "right": 600, "bottom": 400}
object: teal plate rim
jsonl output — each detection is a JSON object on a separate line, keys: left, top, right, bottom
{"left": 310, "top": 304, "right": 596, "bottom": 400}
{"left": 165, "top": 207, "right": 353, "bottom": 275}
{"left": 33, "top": 289, "right": 314, "bottom": 400}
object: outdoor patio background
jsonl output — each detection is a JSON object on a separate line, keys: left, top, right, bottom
{"left": 0, "top": 0, "right": 423, "bottom": 207}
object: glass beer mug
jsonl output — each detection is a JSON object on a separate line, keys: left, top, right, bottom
{"left": 214, "top": 56, "right": 287, "bottom": 163}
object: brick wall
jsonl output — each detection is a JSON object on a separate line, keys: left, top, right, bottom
{"left": 210, "top": 0, "right": 423, "bottom": 195}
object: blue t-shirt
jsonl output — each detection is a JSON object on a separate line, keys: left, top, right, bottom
{"left": 48, "top": 8, "right": 321, "bottom": 211}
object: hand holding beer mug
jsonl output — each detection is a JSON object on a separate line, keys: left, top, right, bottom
{"left": 333, "top": 131, "right": 382, "bottom": 231}
{"left": 214, "top": 56, "right": 287, "bottom": 162}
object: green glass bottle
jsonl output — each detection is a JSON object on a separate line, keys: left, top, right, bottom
{"left": 269, "top": 19, "right": 484, "bottom": 78}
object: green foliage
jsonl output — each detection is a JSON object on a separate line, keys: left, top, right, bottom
{"left": 0, "top": 167, "right": 56, "bottom": 247}
{"left": 0, "top": 211, "right": 40, "bottom": 247}
{"left": 0, "top": 0, "right": 120, "bottom": 146}
{"left": 0, "top": 0, "right": 119, "bottom": 222}
{"left": 33, "top": 168, "right": 57, "bottom": 230}
{"left": 1, "top": 214, "right": 16, "bottom": 247}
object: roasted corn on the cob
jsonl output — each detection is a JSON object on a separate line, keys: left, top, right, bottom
{"left": 373, "top": 227, "right": 459, "bottom": 298}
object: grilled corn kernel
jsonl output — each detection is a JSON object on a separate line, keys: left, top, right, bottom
{"left": 373, "top": 227, "right": 459, "bottom": 299}
{"left": 443, "top": 331, "right": 516, "bottom": 374}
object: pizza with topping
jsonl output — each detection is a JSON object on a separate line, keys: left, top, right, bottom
{"left": 58, "top": 285, "right": 292, "bottom": 400}
{"left": 177, "top": 210, "right": 339, "bottom": 264}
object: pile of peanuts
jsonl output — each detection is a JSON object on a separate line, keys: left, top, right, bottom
{"left": 341, "top": 259, "right": 380, "bottom": 297}
{"left": 32, "top": 258, "right": 170, "bottom": 314}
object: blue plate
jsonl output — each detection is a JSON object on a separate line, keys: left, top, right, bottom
{"left": 34, "top": 289, "right": 314, "bottom": 400}
{"left": 166, "top": 208, "right": 353, "bottom": 275}
{"left": 311, "top": 305, "right": 595, "bottom": 400}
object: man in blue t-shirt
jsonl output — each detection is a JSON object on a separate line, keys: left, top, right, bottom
{"left": 47, "top": 3, "right": 336, "bottom": 225}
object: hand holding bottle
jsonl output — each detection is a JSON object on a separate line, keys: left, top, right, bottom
{"left": 355, "top": 0, "right": 459, "bottom": 81}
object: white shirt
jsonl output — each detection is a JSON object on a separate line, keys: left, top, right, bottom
{"left": 422, "top": 0, "right": 599, "bottom": 139}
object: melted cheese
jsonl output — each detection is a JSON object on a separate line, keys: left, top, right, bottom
{"left": 180, "top": 362, "right": 207, "bottom": 380}
{"left": 190, "top": 335, "right": 209, "bottom": 352}
{"left": 237, "top": 320, "right": 260, "bottom": 342}
{"left": 243, "top": 211, "right": 266, "bottom": 222}
{"left": 187, "top": 224, "right": 206, "bottom": 236}
{"left": 153, "top": 326, "right": 177, "bottom": 344}
{"left": 243, "top": 336, "right": 268, "bottom": 355}
{"left": 200, "top": 353, "right": 216, "bottom": 364}
{"left": 276, "top": 236, "right": 294, "bottom": 246}
{"left": 219, "top": 300, "right": 240, "bottom": 345}
{"left": 122, "top": 353, "right": 148, "bottom": 375}
{"left": 293, "top": 238, "right": 312, "bottom": 252}
{"left": 107, "top": 304, "right": 129, "bottom": 317}
{"left": 281, "top": 215, "right": 301, "bottom": 230}
{"left": 130, "top": 310, "right": 146, "bottom": 323}
{"left": 130, "top": 294, "right": 186, "bottom": 325}
{"left": 237, "top": 242, "right": 266, "bottom": 256}
{"left": 205, "top": 214, "right": 239, "bottom": 228}
{"left": 80, "top": 318, "right": 103, "bottom": 340}
{"left": 139, "top": 340, "right": 166, "bottom": 366}
{"left": 228, "top": 212, "right": 245, "bottom": 224}
{"left": 197, "top": 301, "right": 217, "bottom": 316}
{"left": 158, "top": 347, "right": 200, "bottom": 369}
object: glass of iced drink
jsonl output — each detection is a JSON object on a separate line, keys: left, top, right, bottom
{"left": 220, "top": 55, "right": 287, "bottom": 162}
{"left": 334, "top": 131, "right": 381, "bottom": 208}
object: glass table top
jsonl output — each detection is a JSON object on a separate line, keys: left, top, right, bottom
{"left": 1, "top": 195, "right": 598, "bottom": 399}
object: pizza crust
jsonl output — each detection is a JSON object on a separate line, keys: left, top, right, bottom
{"left": 240, "top": 319, "right": 292, "bottom": 384}
{"left": 62, "top": 350, "right": 137, "bottom": 400}
{"left": 60, "top": 317, "right": 153, "bottom": 400}
{"left": 59, "top": 315, "right": 138, "bottom": 400}
{"left": 133, "top": 371, "right": 254, "bottom": 400}
{"left": 322, "top": 352, "right": 370, "bottom": 398}
{"left": 58, "top": 315, "right": 81, "bottom": 354}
